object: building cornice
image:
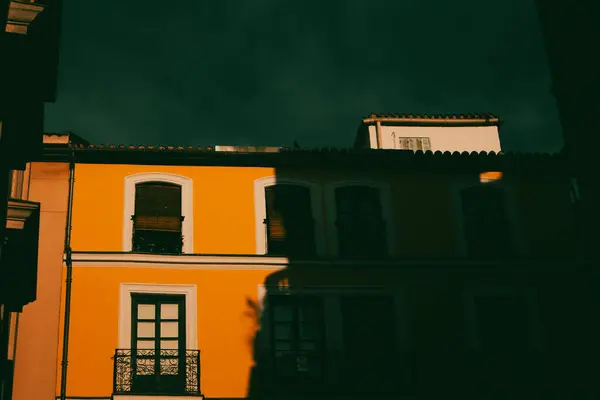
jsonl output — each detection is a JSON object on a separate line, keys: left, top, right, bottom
{"left": 68, "top": 252, "right": 590, "bottom": 271}
{"left": 5, "top": 0, "right": 45, "bottom": 35}
{"left": 6, "top": 198, "right": 40, "bottom": 229}
{"left": 36, "top": 145, "right": 568, "bottom": 174}
{"left": 361, "top": 113, "right": 502, "bottom": 127}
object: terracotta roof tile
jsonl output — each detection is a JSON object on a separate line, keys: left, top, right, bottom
{"left": 365, "top": 112, "right": 499, "bottom": 120}
{"left": 68, "top": 142, "right": 562, "bottom": 159}
{"left": 362, "top": 112, "right": 502, "bottom": 125}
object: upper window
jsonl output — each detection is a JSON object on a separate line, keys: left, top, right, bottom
{"left": 254, "top": 177, "right": 324, "bottom": 257}
{"left": 264, "top": 184, "right": 316, "bottom": 258}
{"left": 397, "top": 137, "right": 431, "bottom": 151}
{"left": 123, "top": 173, "right": 194, "bottom": 254}
{"left": 460, "top": 184, "right": 513, "bottom": 257}
{"left": 132, "top": 182, "right": 184, "bottom": 254}
{"left": 334, "top": 186, "right": 388, "bottom": 259}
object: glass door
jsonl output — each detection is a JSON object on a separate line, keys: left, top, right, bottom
{"left": 131, "top": 293, "right": 186, "bottom": 394}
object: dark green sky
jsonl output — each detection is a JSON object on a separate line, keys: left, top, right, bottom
{"left": 45, "top": 0, "right": 563, "bottom": 152}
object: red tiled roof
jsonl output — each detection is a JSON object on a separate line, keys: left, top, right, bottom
{"left": 65, "top": 141, "right": 561, "bottom": 159}
{"left": 362, "top": 112, "right": 501, "bottom": 125}
{"left": 39, "top": 132, "right": 565, "bottom": 173}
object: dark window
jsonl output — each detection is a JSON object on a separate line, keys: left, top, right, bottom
{"left": 132, "top": 182, "right": 183, "bottom": 254}
{"left": 335, "top": 186, "right": 387, "bottom": 259}
{"left": 474, "top": 294, "right": 531, "bottom": 352}
{"left": 268, "top": 295, "right": 325, "bottom": 382}
{"left": 264, "top": 184, "right": 315, "bottom": 258}
{"left": 130, "top": 293, "right": 186, "bottom": 394}
{"left": 460, "top": 184, "right": 513, "bottom": 257}
{"left": 340, "top": 295, "right": 397, "bottom": 392}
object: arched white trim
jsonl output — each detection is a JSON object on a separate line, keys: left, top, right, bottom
{"left": 324, "top": 180, "right": 396, "bottom": 258}
{"left": 253, "top": 176, "right": 325, "bottom": 256}
{"left": 118, "top": 283, "right": 198, "bottom": 349}
{"left": 123, "top": 172, "right": 194, "bottom": 253}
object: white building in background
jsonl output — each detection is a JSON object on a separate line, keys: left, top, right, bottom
{"left": 355, "top": 113, "right": 503, "bottom": 153}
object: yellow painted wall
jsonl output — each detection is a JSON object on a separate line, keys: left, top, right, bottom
{"left": 71, "top": 164, "right": 275, "bottom": 254}
{"left": 57, "top": 266, "right": 274, "bottom": 398}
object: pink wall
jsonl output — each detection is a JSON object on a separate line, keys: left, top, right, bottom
{"left": 11, "top": 161, "right": 69, "bottom": 400}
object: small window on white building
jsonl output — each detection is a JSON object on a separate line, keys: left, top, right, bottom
{"left": 398, "top": 137, "right": 431, "bottom": 152}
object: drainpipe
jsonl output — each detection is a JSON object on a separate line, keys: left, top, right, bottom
{"left": 59, "top": 148, "right": 75, "bottom": 400}
{"left": 375, "top": 120, "right": 382, "bottom": 149}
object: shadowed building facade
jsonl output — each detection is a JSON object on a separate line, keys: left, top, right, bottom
{"left": 534, "top": 0, "right": 599, "bottom": 260}
{"left": 8, "top": 126, "right": 591, "bottom": 399}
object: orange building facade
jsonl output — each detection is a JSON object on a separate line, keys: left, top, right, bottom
{"left": 8, "top": 132, "right": 595, "bottom": 400}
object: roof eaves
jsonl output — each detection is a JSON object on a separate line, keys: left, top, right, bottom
{"left": 361, "top": 112, "right": 502, "bottom": 126}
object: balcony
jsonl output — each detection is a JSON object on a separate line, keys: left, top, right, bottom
{"left": 131, "top": 215, "right": 184, "bottom": 254}
{"left": 0, "top": 199, "right": 40, "bottom": 311}
{"left": 113, "top": 349, "right": 202, "bottom": 399}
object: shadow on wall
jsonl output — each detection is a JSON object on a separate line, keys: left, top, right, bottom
{"left": 239, "top": 165, "right": 596, "bottom": 400}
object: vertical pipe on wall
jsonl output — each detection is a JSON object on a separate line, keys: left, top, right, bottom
{"left": 58, "top": 148, "right": 75, "bottom": 400}
{"left": 375, "top": 120, "right": 382, "bottom": 149}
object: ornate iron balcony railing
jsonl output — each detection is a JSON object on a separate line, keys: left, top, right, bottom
{"left": 113, "top": 348, "right": 201, "bottom": 396}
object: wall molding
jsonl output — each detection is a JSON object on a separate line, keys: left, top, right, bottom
{"left": 118, "top": 284, "right": 198, "bottom": 349}
{"left": 123, "top": 172, "right": 194, "bottom": 253}
{"left": 68, "top": 251, "right": 548, "bottom": 270}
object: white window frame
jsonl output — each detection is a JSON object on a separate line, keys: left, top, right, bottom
{"left": 253, "top": 176, "right": 325, "bottom": 256}
{"left": 452, "top": 178, "right": 523, "bottom": 257}
{"left": 324, "top": 181, "right": 396, "bottom": 258}
{"left": 464, "top": 287, "right": 543, "bottom": 352}
{"left": 123, "top": 172, "right": 194, "bottom": 253}
{"left": 118, "top": 283, "right": 198, "bottom": 349}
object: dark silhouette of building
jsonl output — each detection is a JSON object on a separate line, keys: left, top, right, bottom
{"left": 534, "top": 0, "right": 599, "bottom": 258}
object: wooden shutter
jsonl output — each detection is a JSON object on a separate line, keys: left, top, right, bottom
{"left": 265, "top": 186, "right": 286, "bottom": 241}
{"left": 134, "top": 182, "right": 182, "bottom": 232}
{"left": 265, "top": 185, "right": 315, "bottom": 255}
